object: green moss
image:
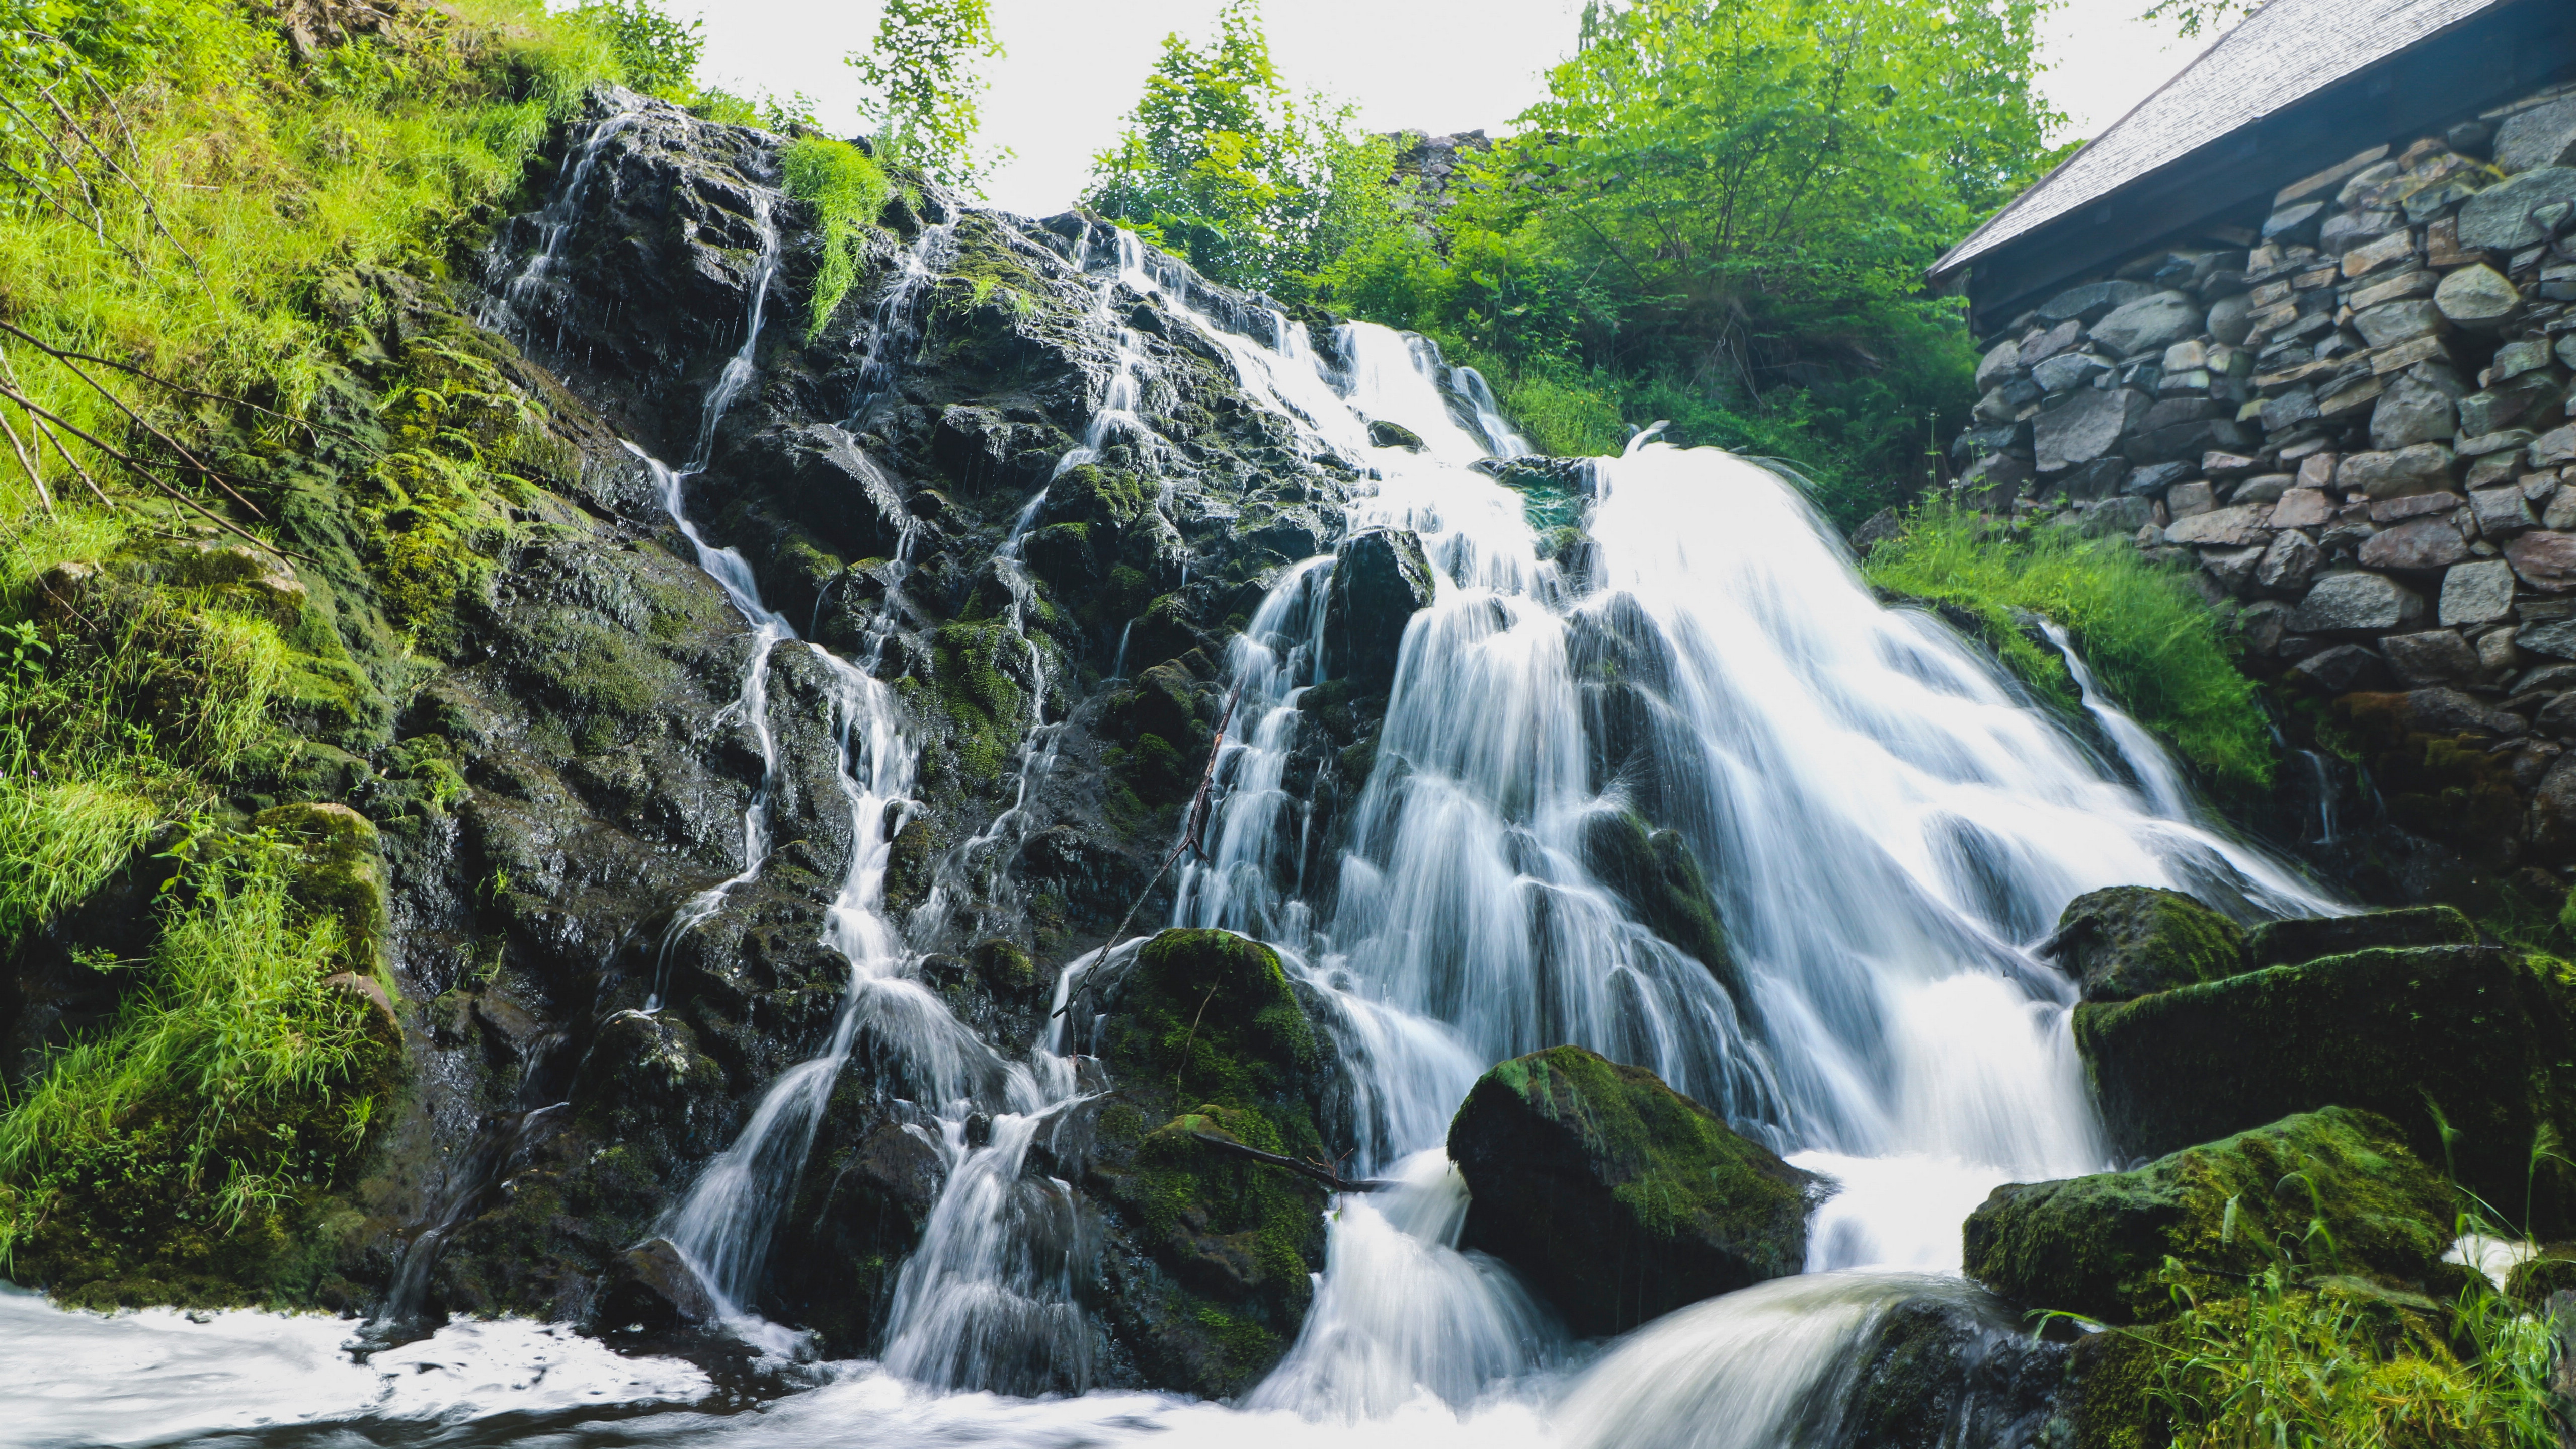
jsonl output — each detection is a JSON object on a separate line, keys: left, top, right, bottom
{"left": 1577, "top": 810, "right": 1741, "bottom": 1001}
{"left": 1963, "top": 1107, "right": 2456, "bottom": 1325}
{"left": 928, "top": 620, "right": 1032, "bottom": 785}
{"left": 780, "top": 136, "right": 892, "bottom": 340}
{"left": 1448, "top": 1044, "right": 1815, "bottom": 1335}
{"left": 1862, "top": 502, "right": 2273, "bottom": 789}
{"left": 2076, "top": 945, "right": 2576, "bottom": 1237}
{"left": 2045, "top": 886, "right": 2247, "bottom": 1002}
{"left": 2245, "top": 906, "right": 2476, "bottom": 972}
{"left": 1103, "top": 929, "right": 1319, "bottom": 1114}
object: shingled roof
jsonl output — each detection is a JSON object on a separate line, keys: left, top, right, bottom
{"left": 1931, "top": 0, "right": 2573, "bottom": 331}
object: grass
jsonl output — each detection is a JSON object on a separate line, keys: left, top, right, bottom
{"left": 780, "top": 135, "right": 891, "bottom": 340}
{"left": 1863, "top": 502, "right": 2275, "bottom": 790}
{"left": 0, "top": 832, "right": 390, "bottom": 1267}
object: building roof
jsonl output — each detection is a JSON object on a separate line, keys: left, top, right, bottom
{"left": 1930, "top": 0, "right": 2570, "bottom": 329}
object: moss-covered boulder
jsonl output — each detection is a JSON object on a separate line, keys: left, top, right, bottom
{"left": 2243, "top": 905, "right": 2476, "bottom": 971}
{"left": 1578, "top": 810, "right": 1743, "bottom": 1002}
{"left": 1963, "top": 1108, "right": 2456, "bottom": 1324}
{"left": 1448, "top": 1044, "right": 1821, "bottom": 1336}
{"left": 2076, "top": 945, "right": 2576, "bottom": 1236}
{"left": 1085, "top": 929, "right": 1343, "bottom": 1398}
{"left": 254, "top": 802, "right": 385, "bottom": 968}
{"left": 2037, "top": 886, "right": 2245, "bottom": 1002}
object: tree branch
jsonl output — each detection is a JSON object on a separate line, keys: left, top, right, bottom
{"left": 1185, "top": 1131, "right": 1388, "bottom": 1193}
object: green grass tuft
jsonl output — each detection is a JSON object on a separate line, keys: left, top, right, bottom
{"left": 780, "top": 135, "right": 891, "bottom": 341}
{"left": 1863, "top": 503, "right": 2274, "bottom": 790}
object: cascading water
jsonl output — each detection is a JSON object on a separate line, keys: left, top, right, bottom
{"left": 23, "top": 172, "right": 2357, "bottom": 1444}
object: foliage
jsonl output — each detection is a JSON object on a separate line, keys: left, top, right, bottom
{"left": 1081, "top": 0, "right": 1383, "bottom": 295}
{"left": 568, "top": 0, "right": 701, "bottom": 97}
{"left": 2144, "top": 1234, "right": 2563, "bottom": 1447}
{"left": 0, "top": 831, "right": 389, "bottom": 1266}
{"left": 1289, "top": 0, "right": 2066, "bottom": 520}
{"left": 781, "top": 135, "right": 891, "bottom": 339}
{"left": 846, "top": 0, "right": 1008, "bottom": 193}
{"left": 2139, "top": 0, "right": 2266, "bottom": 40}
{"left": 1862, "top": 503, "right": 2273, "bottom": 788}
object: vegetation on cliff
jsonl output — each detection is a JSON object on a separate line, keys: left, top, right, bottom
{"left": 1862, "top": 504, "right": 2275, "bottom": 788}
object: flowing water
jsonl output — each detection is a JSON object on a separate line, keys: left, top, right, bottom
{"left": 11, "top": 155, "right": 2349, "bottom": 1446}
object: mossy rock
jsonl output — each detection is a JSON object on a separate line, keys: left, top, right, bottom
{"left": 1085, "top": 929, "right": 1342, "bottom": 1398}
{"left": 1577, "top": 809, "right": 1743, "bottom": 1003}
{"left": 2076, "top": 945, "right": 2576, "bottom": 1236}
{"left": 2506, "top": 1249, "right": 2576, "bottom": 1306}
{"left": 2039, "top": 886, "right": 2245, "bottom": 1002}
{"left": 1447, "top": 1044, "right": 1821, "bottom": 1336}
{"left": 254, "top": 801, "right": 385, "bottom": 964}
{"left": 2244, "top": 905, "right": 2475, "bottom": 972}
{"left": 1962, "top": 1107, "right": 2455, "bottom": 1324}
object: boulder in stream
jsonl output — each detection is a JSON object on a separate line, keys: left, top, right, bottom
{"left": 1963, "top": 1106, "right": 2456, "bottom": 1324}
{"left": 1449, "top": 1044, "right": 1823, "bottom": 1336}
{"left": 2036, "top": 886, "right": 2246, "bottom": 1002}
{"left": 2077, "top": 944, "right": 2576, "bottom": 1235}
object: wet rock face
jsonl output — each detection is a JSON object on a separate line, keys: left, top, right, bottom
{"left": 1448, "top": 1044, "right": 1821, "bottom": 1337}
{"left": 1322, "top": 528, "right": 1433, "bottom": 693}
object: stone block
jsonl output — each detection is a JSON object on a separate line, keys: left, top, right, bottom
{"left": 2491, "top": 338, "right": 2555, "bottom": 384}
{"left": 2060, "top": 456, "right": 2128, "bottom": 504}
{"left": 2270, "top": 489, "right": 2334, "bottom": 529}
{"left": 2370, "top": 335, "right": 2452, "bottom": 375}
{"left": 2370, "top": 372, "right": 2459, "bottom": 449}
{"left": 1961, "top": 452, "right": 2035, "bottom": 509}
{"left": 2233, "top": 473, "right": 2295, "bottom": 505}
{"left": 2031, "top": 350, "right": 2110, "bottom": 394}
{"left": 2434, "top": 264, "right": 2521, "bottom": 328}
{"left": 2036, "top": 280, "right": 2154, "bottom": 325}
{"left": 2340, "top": 229, "right": 2417, "bottom": 278}
{"left": 2467, "top": 452, "right": 2525, "bottom": 489}
{"left": 2382, "top": 629, "right": 2482, "bottom": 685}
{"left": 2478, "top": 627, "right": 2520, "bottom": 674}
{"left": 1974, "top": 338, "right": 2022, "bottom": 392}
{"left": 2460, "top": 428, "right": 2540, "bottom": 458}
{"left": 2257, "top": 528, "right": 2321, "bottom": 592}
{"left": 2290, "top": 642, "right": 2394, "bottom": 692}
{"left": 2166, "top": 479, "right": 2215, "bottom": 517}
{"left": 2276, "top": 145, "right": 2389, "bottom": 207}
{"left": 2261, "top": 386, "right": 2320, "bottom": 432}
{"left": 2495, "top": 96, "right": 2576, "bottom": 173}
{"left": 2077, "top": 496, "right": 2155, "bottom": 536}
{"left": 2209, "top": 291, "right": 2257, "bottom": 345}
{"left": 2459, "top": 168, "right": 2576, "bottom": 253}
{"left": 2340, "top": 443, "right": 2457, "bottom": 499}
{"left": 2369, "top": 491, "right": 2463, "bottom": 523}
{"left": 2262, "top": 201, "right": 2327, "bottom": 246}
{"left": 2202, "top": 543, "right": 2267, "bottom": 594}
{"left": 2471, "top": 486, "right": 2540, "bottom": 537}
{"left": 2510, "top": 530, "right": 2576, "bottom": 591}
{"left": 2324, "top": 212, "right": 2403, "bottom": 258}
{"left": 2091, "top": 291, "right": 2204, "bottom": 358}
{"left": 2358, "top": 516, "right": 2471, "bottom": 571}
{"left": 2123, "top": 461, "right": 2193, "bottom": 498}
{"left": 2439, "top": 558, "right": 2518, "bottom": 625}
{"left": 2547, "top": 488, "right": 2576, "bottom": 531}
{"left": 2033, "top": 387, "right": 2149, "bottom": 473}
{"left": 2020, "top": 317, "right": 2085, "bottom": 366}
{"left": 2518, "top": 618, "right": 2576, "bottom": 660}
{"left": 2296, "top": 452, "right": 2340, "bottom": 490}
{"left": 2353, "top": 299, "right": 2444, "bottom": 348}
{"left": 2536, "top": 425, "right": 2576, "bottom": 469}
{"left": 2288, "top": 571, "right": 2425, "bottom": 632}
{"left": 2347, "top": 268, "right": 2437, "bottom": 311}
{"left": 2166, "top": 504, "right": 2270, "bottom": 547}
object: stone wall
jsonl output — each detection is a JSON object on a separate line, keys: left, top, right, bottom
{"left": 1947, "top": 79, "right": 2576, "bottom": 883}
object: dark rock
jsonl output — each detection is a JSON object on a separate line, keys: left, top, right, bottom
{"left": 1366, "top": 418, "right": 1426, "bottom": 451}
{"left": 2255, "top": 529, "right": 2321, "bottom": 592}
{"left": 2033, "top": 388, "right": 2148, "bottom": 473}
{"left": 2244, "top": 905, "right": 2476, "bottom": 970}
{"left": 1322, "top": 528, "right": 1433, "bottom": 693}
{"left": 2379, "top": 629, "right": 2481, "bottom": 686}
{"left": 2035, "top": 279, "right": 2153, "bottom": 325}
{"left": 1451, "top": 1045, "right": 1822, "bottom": 1337}
{"left": 2356, "top": 517, "right": 2470, "bottom": 572}
{"left": 2458, "top": 167, "right": 2576, "bottom": 253}
{"left": 2508, "top": 530, "right": 2576, "bottom": 591}
{"left": 2121, "top": 461, "right": 2193, "bottom": 498}
{"left": 2075, "top": 944, "right": 2576, "bottom": 1235}
{"left": 1964, "top": 1108, "right": 2454, "bottom": 1324}
{"left": 1816, "top": 1289, "right": 2071, "bottom": 1449}
{"left": 2089, "top": 291, "right": 2202, "bottom": 358}
{"left": 1960, "top": 451, "right": 2036, "bottom": 509}
{"left": 2288, "top": 572, "right": 2424, "bottom": 632}
{"left": 2261, "top": 201, "right": 2327, "bottom": 246}
{"left": 2289, "top": 642, "right": 2393, "bottom": 693}
{"left": 2035, "top": 886, "right": 2246, "bottom": 1003}
{"left": 1578, "top": 811, "right": 1744, "bottom": 1003}
{"left": 599, "top": 1237, "right": 718, "bottom": 1329}
{"left": 2494, "top": 97, "right": 2576, "bottom": 173}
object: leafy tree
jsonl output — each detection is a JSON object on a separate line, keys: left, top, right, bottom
{"left": 571, "top": 0, "right": 703, "bottom": 98}
{"left": 1082, "top": 0, "right": 1377, "bottom": 293}
{"left": 1302, "top": 0, "right": 2067, "bottom": 521}
{"left": 847, "top": 0, "right": 1009, "bottom": 194}
{"left": 2140, "top": 0, "right": 2265, "bottom": 39}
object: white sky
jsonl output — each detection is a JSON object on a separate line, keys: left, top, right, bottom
{"left": 670, "top": 0, "right": 2219, "bottom": 218}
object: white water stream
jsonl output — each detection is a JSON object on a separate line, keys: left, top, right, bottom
{"left": 7, "top": 118, "right": 2346, "bottom": 1447}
